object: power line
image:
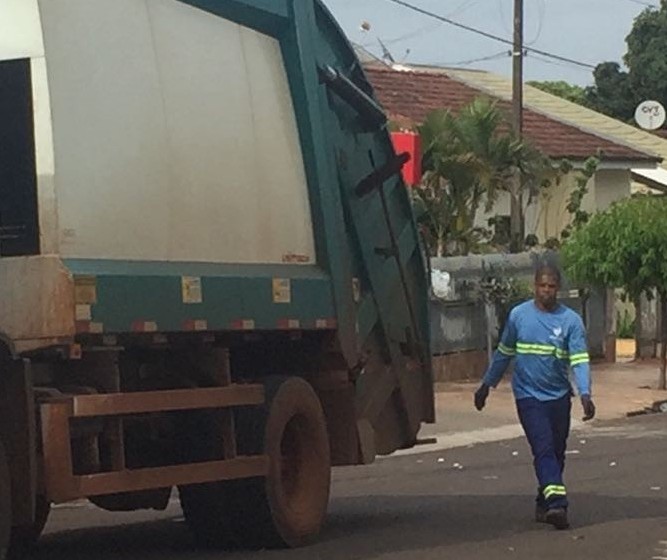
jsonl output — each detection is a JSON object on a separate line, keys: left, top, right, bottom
{"left": 432, "top": 50, "right": 511, "bottom": 67}
{"left": 496, "top": 0, "right": 512, "bottom": 36}
{"left": 382, "top": 0, "right": 596, "bottom": 69}
{"left": 495, "top": 0, "right": 544, "bottom": 46}
{"left": 527, "top": 52, "right": 596, "bottom": 74}
{"left": 446, "top": 0, "right": 482, "bottom": 18}
{"left": 526, "top": 0, "right": 546, "bottom": 46}
{"left": 381, "top": 21, "right": 443, "bottom": 46}
{"left": 622, "top": 0, "right": 659, "bottom": 7}
{"left": 365, "top": 0, "right": 484, "bottom": 49}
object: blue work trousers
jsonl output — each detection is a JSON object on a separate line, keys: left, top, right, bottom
{"left": 516, "top": 395, "right": 571, "bottom": 510}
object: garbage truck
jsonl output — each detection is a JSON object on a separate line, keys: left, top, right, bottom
{"left": 0, "top": 0, "right": 434, "bottom": 556}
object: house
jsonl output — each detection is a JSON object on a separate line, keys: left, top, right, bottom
{"left": 363, "top": 64, "right": 663, "bottom": 244}
{"left": 442, "top": 67, "right": 667, "bottom": 195}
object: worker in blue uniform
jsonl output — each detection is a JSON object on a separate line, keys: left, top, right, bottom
{"left": 474, "top": 264, "right": 596, "bottom": 530}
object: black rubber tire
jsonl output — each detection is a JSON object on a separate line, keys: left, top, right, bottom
{"left": 179, "top": 480, "right": 236, "bottom": 549}
{"left": 7, "top": 496, "right": 50, "bottom": 559}
{"left": 180, "top": 376, "right": 331, "bottom": 549}
{"left": 0, "top": 442, "right": 10, "bottom": 560}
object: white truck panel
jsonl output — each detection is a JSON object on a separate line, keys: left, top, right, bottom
{"left": 39, "top": 0, "right": 175, "bottom": 261}
{"left": 38, "top": 0, "right": 315, "bottom": 264}
{"left": 0, "top": 0, "right": 44, "bottom": 61}
{"left": 31, "top": 57, "right": 59, "bottom": 255}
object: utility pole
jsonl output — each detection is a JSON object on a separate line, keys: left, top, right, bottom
{"left": 512, "top": 0, "right": 524, "bottom": 138}
{"left": 510, "top": 0, "right": 524, "bottom": 252}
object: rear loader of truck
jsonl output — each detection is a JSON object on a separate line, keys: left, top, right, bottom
{"left": 0, "top": 0, "right": 434, "bottom": 556}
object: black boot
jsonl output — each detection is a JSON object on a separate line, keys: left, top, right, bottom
{"left": 535, "top": 505, "right": 548, "bottom": 524}
{"left": 545, "top": 508, "right": 569, "bottom": 530}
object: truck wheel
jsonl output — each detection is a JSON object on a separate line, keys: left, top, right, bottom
{"left": 236, "top": 375, "right": 332, "bottom": 548}
{"left": 179, "top": 482, "right": 235, "bottom": 549}
{"left": 180, "top": 376, "right": 331, "bottom": 549}
{"left": 0, "top": 442, "right": 10, "bottom": 560}
{"left": 8, "top": 496, "right": 50, "bottom": 558}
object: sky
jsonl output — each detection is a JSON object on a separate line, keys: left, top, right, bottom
{"left": 321, "top": 0, "right": 656, "bottom": 86}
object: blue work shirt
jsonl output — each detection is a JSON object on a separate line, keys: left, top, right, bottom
{"left": 482, "top": 300, "right": 591, "bottom": 401}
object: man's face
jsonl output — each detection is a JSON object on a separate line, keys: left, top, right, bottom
{"left": 535, "top": 273, "right": 559, "bottom": 309}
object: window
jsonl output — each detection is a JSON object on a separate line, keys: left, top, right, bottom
{"left": 489, "top": 215, "right": 510, "bottom": 245}
{"left": 0, "top": 58, "right": 39, "bottom": 256}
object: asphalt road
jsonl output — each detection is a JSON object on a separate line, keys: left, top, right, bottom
{"left": 34, "top": 414, "right": 667, "bottom": 560}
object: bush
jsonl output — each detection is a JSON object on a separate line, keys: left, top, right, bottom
{"left": 616, "top": 310, "right": 635, "bottom": 339}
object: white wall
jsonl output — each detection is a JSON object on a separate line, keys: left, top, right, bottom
{"left": 38, "top": 0, "right": 315, "bottom": 264}
{"left": 476, "top": 192, "right": 510, "bottom": 233}
{"left": 476, "top": 168, "right": 631, "bottom": 244}
{"left": 532, "top": 173, "right": 595, "bottom": 241}
{"left": 594, "top": 169, "right": 631, "bottom": 211}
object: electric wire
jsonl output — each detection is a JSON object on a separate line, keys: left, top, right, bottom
{"left": 433, "top": 50, "right": 511, "bottom": 67}
{"left": 382, "top": 0, "right": 596, "bottom": 69}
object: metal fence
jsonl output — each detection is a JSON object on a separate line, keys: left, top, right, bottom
{"left": 429, "top": 251, "right": 610, "bottom": 361}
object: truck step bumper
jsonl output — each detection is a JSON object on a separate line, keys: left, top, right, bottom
{"left": 40, "top": 386, "right": 267, "bottom": 504}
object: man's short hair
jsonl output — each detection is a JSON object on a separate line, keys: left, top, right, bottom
{"left": 534, "top": 264, "right": 561, "bottom": 284}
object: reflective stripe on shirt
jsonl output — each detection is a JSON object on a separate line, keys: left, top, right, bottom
{"left": 498, "top": 342, "right": 516, "bottom": 356}
{"left": 516, "top": 342, "right": 568, "bottom": 360}
{"left": 569, "top": 351, "right": 590, "bottom": 366}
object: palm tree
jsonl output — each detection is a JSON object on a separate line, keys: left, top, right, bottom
{"left": 413, "top": 98, "right": 553, "bottom": 256}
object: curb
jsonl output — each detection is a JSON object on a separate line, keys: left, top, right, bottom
{"left": 626, "top": 399, "right": 667, "bottom": 417}
{"left": 389, "top": 420, "right": 587, "bottom": 457}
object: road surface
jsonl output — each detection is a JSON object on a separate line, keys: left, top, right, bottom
{"left": 34, "top": 413, "right": 667, "bottom": 560}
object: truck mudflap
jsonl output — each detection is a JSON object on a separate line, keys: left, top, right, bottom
{"left": 40, "top": 385, "right": 268, "bottom": 503}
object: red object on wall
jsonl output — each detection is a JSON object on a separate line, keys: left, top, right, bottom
{"left": 391, "top": 132, "right": 422, "bottom": 186}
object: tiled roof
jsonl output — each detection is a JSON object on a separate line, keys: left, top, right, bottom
{"left": 443, "top": 67, "right": 667, "bottom": 168}
{"left": 365, "top": 66, "right": 659, "bottom": 163}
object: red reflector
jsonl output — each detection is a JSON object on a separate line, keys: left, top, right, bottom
{"left": 391, "top": 132, "right": 422, "bottom": 186}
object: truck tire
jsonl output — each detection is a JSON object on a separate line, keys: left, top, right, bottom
{"left": 0, "top": 442, "right": 10, "bottom": 560}
{"left": 180, "top": 376, "right": 331, "bottom": 549}
{"left": 7, "top": 496, "right": 50, "bottom": 558}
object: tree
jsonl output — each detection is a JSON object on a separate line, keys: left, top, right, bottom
{"left": 586, "top": 2, "right": 667, "bottom": 122}
{"left": 625, "top": 2, "right": 667, "bottom": 108}
{"left": 511, "top": 141, "right": 560, "bottom": 252}
{"left": 585, "top": 62, "right": 638, "bottom": 123}
{"left": 413, "top": 98, "right": 550, "bottom": 256}
{"left": 415, "top": 98, "right": 518, "bottom": 256}
{"left": 560, "top": 157, "right": 600, "bottom": 239}
{"left": 562, "top": 195, "right": 667, "bottom": 390}
{"left": 527, "top": 80, "right": 590, "bottom": 107}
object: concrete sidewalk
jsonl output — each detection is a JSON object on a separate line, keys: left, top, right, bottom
{"left": 402, "top": 360, "right": 667, "bottom": 455}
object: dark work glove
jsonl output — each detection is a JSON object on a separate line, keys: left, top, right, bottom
{"left": 474, "top": 383, "right": 490, "bottom": 411}
{"left": 581, "top": 395, "right": 596, "bottom": 421}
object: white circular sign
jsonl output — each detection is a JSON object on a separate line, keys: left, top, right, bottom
{"left": 635, "top": 100, "right": 666, "bottom": 131}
